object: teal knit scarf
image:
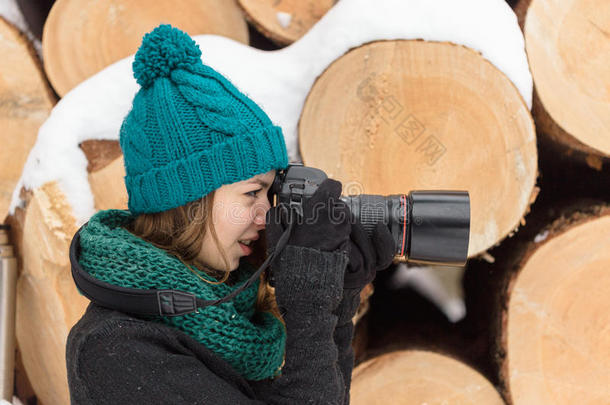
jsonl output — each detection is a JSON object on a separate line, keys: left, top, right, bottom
{"left": 77, "top": 209, "right": 286, "bottom": 381}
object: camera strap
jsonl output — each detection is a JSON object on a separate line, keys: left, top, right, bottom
{"left": 70, "top": 210, "right": 296, "bottom": 317}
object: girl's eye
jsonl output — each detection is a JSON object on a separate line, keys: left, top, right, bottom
{"left": 246, "top": 189, "right": 262, "bottom": 198}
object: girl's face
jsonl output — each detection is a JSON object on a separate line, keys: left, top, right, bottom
{"left": 196, "top": 170, "right": 276, "bottom": 273}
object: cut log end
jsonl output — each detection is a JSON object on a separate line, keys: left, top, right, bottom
{"left": 238, "top": 0, "right": 334, "bottom": 45}
{"left": 350, "top": 350, "right": 504, "bottom": 404}
{"left": 465, "top": 204, "right": 610, "bottom": 404}
{"left": 523, "top": 0, "right": 610, "bottom": 158}
{"left": 503, "top": 207, "right": 610, "bottom": 403}
{"left": 42, "top": 0, "right": 249, "bottom": 96}
{"left": 299, "top": 40, "right": 537, "bottom": 256}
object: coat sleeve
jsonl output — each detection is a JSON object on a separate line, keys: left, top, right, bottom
{"left": 250, "top": 245, "right": 350, "bottom": 405}
{"left": 68, "top": 320, "right": 267, "bottom": 405}
{"left": 332, "top": 289, "right": 362, "bottom": 405}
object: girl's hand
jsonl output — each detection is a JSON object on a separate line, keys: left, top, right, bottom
{"left": 343, "top": 219, "right": 395, "bottom": 290}
{"left": 265, "top": 178, "right": 351, "bottom": 254}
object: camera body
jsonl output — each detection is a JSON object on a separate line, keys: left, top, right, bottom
{"left": 267, "top": 163, "right": 470, "bottom": 266}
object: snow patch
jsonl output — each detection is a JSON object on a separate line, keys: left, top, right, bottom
{"left": 485, "top": 220, "right": 499, "bottom": 243}
{"left": 0, "top": 395, "right": 24, "bottom": 405}
{"left": 534, "top": 229, "right": 549, "bottom": 243}
{"left": 276, "top": 11, "right": 292, "bottom": 28}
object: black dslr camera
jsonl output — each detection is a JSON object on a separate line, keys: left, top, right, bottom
{"left": 267, "top": 164, "right": 470, "bottom": 266}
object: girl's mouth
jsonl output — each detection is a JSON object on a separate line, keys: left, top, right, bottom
{"left": 238, "top": 241, "right": 252, "bottom": 255}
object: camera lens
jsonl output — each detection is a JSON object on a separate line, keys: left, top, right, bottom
{"left": 340, "top": 191, "right": 469, "bottom": 266}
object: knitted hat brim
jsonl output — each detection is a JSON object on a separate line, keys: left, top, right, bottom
{"left": 125, "top": 125, "right": 289, "bottom": 214}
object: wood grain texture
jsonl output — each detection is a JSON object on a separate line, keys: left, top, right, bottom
{"left": 465, "top": 204, "right": 610, "bottom": 404}
{"left": 299, "top": 40, "right": 538, "bottom": 256}
{"left": 521, "top": 0, "right": 610, "bottom": 163}
{"left": 0, "top": 17, "right": 56, "bottom": 223}
{"left": 351, "top": 350, "right": 504, "bottom": 404}
{"left": 15, "top": 182, "right": 87, "bottom": 405}
{"left": 42, "top": 0, "right": 249, "bottom": 96}
{"left": 238, "top": 0, "right": 335, "bottom": 45}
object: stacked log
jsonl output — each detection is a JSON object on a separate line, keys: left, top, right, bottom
{"left": 238, "top": 0, "right": 335, "bottom": 45}
{"left": 299, "top": 39, "right": 538, "bottom": 257}
{"left": 0, "top": 20, "right": 53, "bottom": 400}
{"left": 42, "top": 0, "right": 249, "bottom": 96}
{"left": 351, "top": 350, "right": 504, "bottom": 404}
{"left": 514, "top": 0, "right": 610, "bottom": 169}
{"left": 0, "top": 17, "right": 55, "bottom": 224}
{"left": 464, "top": 203, "right": 610, "bottom": 404}
{"left": 10, "top": 183, "right": 84, "bottom": 405}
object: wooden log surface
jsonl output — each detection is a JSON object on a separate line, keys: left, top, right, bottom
{"left": 4, "top": 0, "right": 606, "bottom": 403}
{"left": 299, "top": 40, "right": 538, "bottom": 257}
{"left": 504, "top": 206, "right": 610, "bottom": 403}
{"left": 7, "top": 182, "right": 85, "bottom": 405}
{"left": 514, "top": 0, "right": 610, "bottom": 168}
{"left": 351, "top": 350, "right": 504, "bottom": 404}
{"left": 238, "top": 0, "right": 335, "bottom": 45}
{"left": 42, "top": 0, "right": 250, "bottom": 96}
{"left": 0, "top": 16, "right": 56, "bottom": 223}
{"left": 464, "top": 203, "right": 610, "bottom": 404}
{"left": 80, "top": 140, "right": 127, "bottom": 212}
{"left": 6, "top": 188, "right": 39, "bottom": 405}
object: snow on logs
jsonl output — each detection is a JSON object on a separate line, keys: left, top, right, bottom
{"left": 350, "top": 350, "right": 504, "bottom": 404}
{"left": 0, "top": 17, "right": 55, "bottom": 223}
{"left": 42, "top": 0, "right": 249, "bottom": 96}
{"left": 238, "top": 0, "right": 335, "bottom": 45}
{"left": 299, "top": 39, "right": 537, "bottom": 257}
{"left": 514, "top": 0, "right": 610, "bottom": 168}
{"left": 463, "top": 204, "right": 610, "bottom": 403}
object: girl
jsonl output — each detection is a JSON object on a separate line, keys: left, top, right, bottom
{"left": 66, "top": 24, "right": 393, "bottom": 404}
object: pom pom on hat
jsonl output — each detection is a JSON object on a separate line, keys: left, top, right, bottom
{"left": 132, "top": 24, "right": 202, "bottom": 88}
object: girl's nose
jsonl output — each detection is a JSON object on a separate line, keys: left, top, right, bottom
{"left": 253, "top": 199, "right": 271, "bottom": 226}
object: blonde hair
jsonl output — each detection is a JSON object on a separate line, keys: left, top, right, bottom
{"left": 121, "top": 190, "right": 282, "bottom": 320}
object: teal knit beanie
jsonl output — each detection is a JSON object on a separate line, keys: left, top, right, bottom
{"left": 120, "top": 24, "right": 289, "bottom": 215}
